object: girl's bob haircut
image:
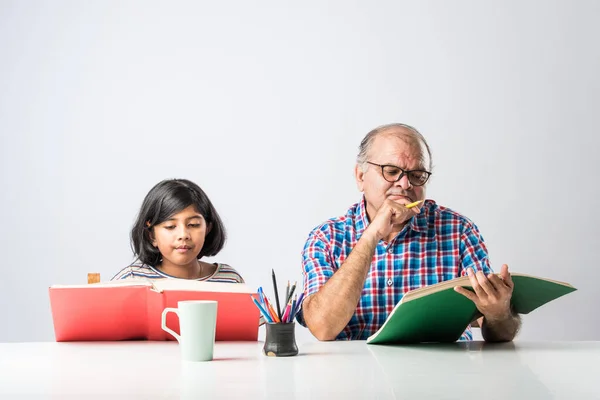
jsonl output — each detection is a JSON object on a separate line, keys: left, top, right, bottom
{"left": 131, "top": 179, "right": 226, "bottom": 267}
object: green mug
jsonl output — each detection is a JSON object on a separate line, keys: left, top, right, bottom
{"left": 161, "top": 300, "right": 218, "bottom": 362}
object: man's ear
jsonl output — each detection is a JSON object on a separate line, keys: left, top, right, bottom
{"left": 355, "top": 164, "right": 365, "bottom": 192}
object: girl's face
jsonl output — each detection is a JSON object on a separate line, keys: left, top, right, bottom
{"left": 151, "top": 205, "right": 209, "bottom": 269}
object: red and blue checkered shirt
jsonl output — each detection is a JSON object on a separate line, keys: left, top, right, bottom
{"left": 297, "top": 197, "right": 493, "bottom": 341}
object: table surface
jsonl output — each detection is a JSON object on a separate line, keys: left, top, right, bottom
{"left": 1, "top": 340, "right": 599, "bottom": 399}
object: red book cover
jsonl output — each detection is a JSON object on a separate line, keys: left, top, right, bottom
{"left": 49, "top": 280, "right": 260, "bottom": 342}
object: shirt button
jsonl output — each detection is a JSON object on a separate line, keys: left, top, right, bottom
{"left": 387, "top": 279, "right": 393, "bottom": 286}
{"left": 387, "top": 247, "right": 393, "bottom": 253}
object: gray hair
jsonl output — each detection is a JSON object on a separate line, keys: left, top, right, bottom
{"left": 357, "top": 123, "right": 433, "bottom": 171}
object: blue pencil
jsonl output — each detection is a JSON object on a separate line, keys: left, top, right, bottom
{"left": 258, "top": 287, "right": 268, "bottom": 307}
{"left": 250, "top": 295, "right": 274, "bottom": 323}
{"left": 291, "top": 292, "right": 305, "bottom": 320}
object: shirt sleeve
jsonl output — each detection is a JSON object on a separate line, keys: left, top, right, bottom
{"left": 110, "top": 266, "right": 134, "bottom": 281}
{"left": 296, "top": 228, "right": 336, "bottom": 326}
{"left": 458, "top": 326, "right": 473, "bottom": 341}
{"left": 459, "top": 224, "right": 493, "bottom": 276}
{"left": 214, "top": 263, "right": 246, "bottom": 283}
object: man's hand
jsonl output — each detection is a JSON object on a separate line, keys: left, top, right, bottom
{"left": 454, "top": 264, "right": 513, "bottom": 321}
{"left": 455, "top": 264, "right": 521, "bottom": 342}
{"left": 367, "top": 199, "right": 421, "bottom": 240}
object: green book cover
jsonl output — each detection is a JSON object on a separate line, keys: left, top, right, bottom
{"left": 366, "top": 273, "right": 577, "bottom": 345}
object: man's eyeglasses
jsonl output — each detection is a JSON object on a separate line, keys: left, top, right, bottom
{"left": 366, "top": 161, "right": 432, "bottom": 186}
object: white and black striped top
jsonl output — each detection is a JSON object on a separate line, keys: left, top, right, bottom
{"left": 110, "top": 263, "right": 245, "bottom": 283}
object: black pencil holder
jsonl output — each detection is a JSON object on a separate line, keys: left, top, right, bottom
{"left": 263, "top": 322, "right": 298, "bottom": 357}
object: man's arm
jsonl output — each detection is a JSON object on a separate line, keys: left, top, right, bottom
{"left": 303, "top": 199, "right": 421, "bottom": 341}
{"left": 302, "top": 229, "right": 378, "bottom": 340}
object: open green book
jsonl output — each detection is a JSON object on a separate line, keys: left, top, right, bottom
{"left": 366, "top": 273, "right": 576, "bottom": 345}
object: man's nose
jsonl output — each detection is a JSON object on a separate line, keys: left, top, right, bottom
{"left": 394, "top": 174, "right": 412, "bottom": 190}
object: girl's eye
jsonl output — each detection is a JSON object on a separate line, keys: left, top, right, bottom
{"left": 164, "top": 225, "right": 176, "bottom": 230}
{"left": 188, "top": 223, "right": 201, "bottom": 228}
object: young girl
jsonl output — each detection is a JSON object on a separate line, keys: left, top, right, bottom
{"left": 111, "top": 178, "right": 244, "bottom": 283}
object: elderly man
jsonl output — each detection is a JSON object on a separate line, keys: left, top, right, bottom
{"left": 297, "top": 123, "right": 521, "bottom": 342}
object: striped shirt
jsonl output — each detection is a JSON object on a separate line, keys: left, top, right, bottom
{"left": 297, "top": 197, "right": 492, "bottom": 341}
{"left": 111, "top": 263, "right": 245, "bottom": 283}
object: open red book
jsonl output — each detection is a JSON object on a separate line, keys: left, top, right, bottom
{"left": 49, "top": 279, "right": 260, "bottom": 342}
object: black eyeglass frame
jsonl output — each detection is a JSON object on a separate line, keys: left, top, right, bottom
{"left": 365, "top": 161, "right": 432, "bottom": 186}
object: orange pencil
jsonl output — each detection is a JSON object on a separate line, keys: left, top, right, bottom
{"left": 267, "top": 299, "right": 281, "bottom": 323}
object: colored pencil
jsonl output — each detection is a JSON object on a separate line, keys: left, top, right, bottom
{"left": 266, "top": 298, "right": 281, "bottom": 323}
{"left": 405, "top": 200, "right": 423, "bottom": 209}
{"left": 291, "top": 292, "right": 305, "bottom": 320}
{"left": 250, "top": 296, "right": 273, "bottom": 323}
{"left": 290, "top": 295, "right": 297, "bottom": 322}
{"left": 285, "top": 280, "right": 290, "bottom": 310}
{"left": 272, "top": 269, "right": 282, "bottom": 319}
{"left": 286, "top": 281, "right": 297, "bottom": 304}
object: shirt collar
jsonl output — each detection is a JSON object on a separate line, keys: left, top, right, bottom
{"left": 355, "top": 196, "right": 370, "bottom": 236}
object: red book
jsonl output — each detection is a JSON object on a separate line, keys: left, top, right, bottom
{"left": 49, "top": 279, "right": 260, "bottom": 342}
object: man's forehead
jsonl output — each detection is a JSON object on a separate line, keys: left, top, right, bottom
{"left": 369, "top": 132, "right": 428, "bottom": 165}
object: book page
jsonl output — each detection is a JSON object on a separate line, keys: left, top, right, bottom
{"left": 401, "top": 272, "right": 574, "bottom": 303}
{"left": 150, "top": 278, "right": 256, "bottom": 294}
{"left": 402, "top": 275, "right": 471, "bottom": 302}
{"left": 50, "top": 279, "right": 154, "bottom": 289}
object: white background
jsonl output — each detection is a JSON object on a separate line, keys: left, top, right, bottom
{"left": 1, "top": 0, "right": 598, "bottom": 343}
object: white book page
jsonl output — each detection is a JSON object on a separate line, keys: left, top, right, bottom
{"left": 151, "top": 278, "right": 255, "bottom": 294}
{"left": 50, "top": 278, "right": 256, "bottom": 293}
{"left": 50, "top": 278, "right": 153, "bottom": 289}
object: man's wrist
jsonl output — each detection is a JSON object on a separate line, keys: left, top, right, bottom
{"left": 362, "top": 224, "right": 383, "bottom": 243}
{"left": 481, "top": 309, "right": 522, "bottom": 342}
{"left": 484, "top": 306, "right": 514, "bottom": 324}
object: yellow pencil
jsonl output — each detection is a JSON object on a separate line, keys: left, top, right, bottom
{"left": 405, "top": 200, "right": 423, "bottom": 209}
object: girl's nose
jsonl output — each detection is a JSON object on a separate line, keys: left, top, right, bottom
{"left": 178, "top": 225, "right": 191, "bottom": 239}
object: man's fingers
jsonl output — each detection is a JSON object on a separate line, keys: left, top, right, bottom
{"left": 466, "top": 268, "right": 485, "bottom": 298}
{"left": 454, "top": 286, "right": 477, "bottom": 302}
{"left": 389, "top": 203, "right": 416, "bottom": 224}
{"left": 475, "top": 270, "right": 496, "bottom": 296}
{"left": 488, "top": 273, "right": 510, "bottom": 292}
{"left": 501, "top": 264, "right": 513, "bottom": 288}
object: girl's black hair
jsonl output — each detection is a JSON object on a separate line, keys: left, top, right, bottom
{"left": 131, "top": 179, "right": 226, "bottom": 267}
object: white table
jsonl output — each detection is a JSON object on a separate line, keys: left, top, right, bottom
{"left": 1, "top": 340, "right": 598, "bottom": 399}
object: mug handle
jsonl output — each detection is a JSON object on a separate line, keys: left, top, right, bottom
{"left": 161, "top": 307, "right": 181, "bottom": 342}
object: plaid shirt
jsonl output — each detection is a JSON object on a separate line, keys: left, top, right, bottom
{"left": 297, "top": 197, "right": 492, "bottom": 340}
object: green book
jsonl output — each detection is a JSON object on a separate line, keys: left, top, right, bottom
{"left": 366, "top": 273, "right": 576, "bottom": 345}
